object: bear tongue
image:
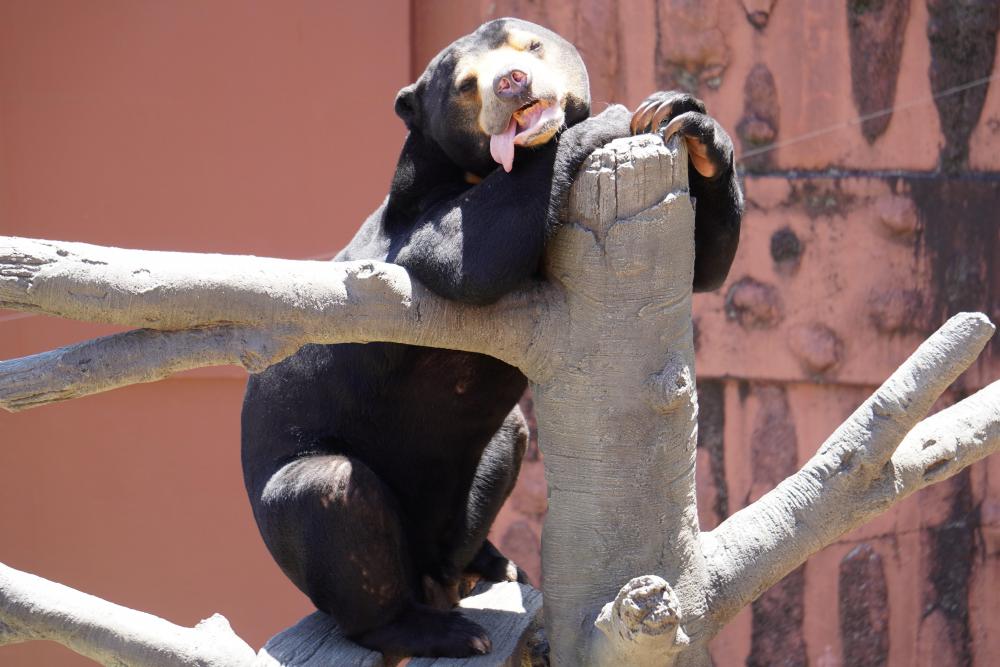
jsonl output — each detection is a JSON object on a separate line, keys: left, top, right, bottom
{"left": 490, "top": 118, "right": 517, "bottom": 173}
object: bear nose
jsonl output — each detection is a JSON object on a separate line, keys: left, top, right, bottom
{"left": 494, "top": 68, "right": 531, "bottom": 98}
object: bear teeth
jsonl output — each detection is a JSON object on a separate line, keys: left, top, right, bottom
{"left": 512, "top": 99, "right": 548, "bottom": 127}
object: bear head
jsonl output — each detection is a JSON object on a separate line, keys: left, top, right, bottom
{"left": 394, "top": 18, "right": 591, "bottom": 176}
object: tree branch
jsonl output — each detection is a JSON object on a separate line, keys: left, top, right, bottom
{"left": 0, "top": 238, "right": 561, "bottom": 411}
{"left": 0, "top": 561, "right": 257, "bottom": 667}
{"left": 701, "top": 312, "right": 998, "bottom": 628}
{"left": 0, "top": 561, "right": 543, "bottom": 667}
{"left": 0, "top": 326, "right": 289, "bottom": 410}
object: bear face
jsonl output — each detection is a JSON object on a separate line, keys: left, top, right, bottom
{"left": 394, "top": 18, "right": 591, "bottom": 177}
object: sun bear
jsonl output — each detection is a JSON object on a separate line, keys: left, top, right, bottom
{"left": 241, "top": 17, "right": 743, "bottom": 658}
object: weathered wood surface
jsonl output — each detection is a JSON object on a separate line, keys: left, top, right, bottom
{"left": 258, "top": 582, "right": 544, "bottom": 667}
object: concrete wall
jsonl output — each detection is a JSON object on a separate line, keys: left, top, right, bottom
{"left": 0, "top": 2, "right": 409, "bottom": 665}
{"left": 2, "top": 1, "right": 999, "bottom": 666}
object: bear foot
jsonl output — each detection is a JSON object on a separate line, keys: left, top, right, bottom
{"left": 465, "top": 539, "right": 529, "bottom": 585}
{"left": 353, "top": 603, "right": 491, "bottom": 658}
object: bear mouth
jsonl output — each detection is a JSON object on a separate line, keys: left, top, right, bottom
{"left": 512, "top": 100, "right": 561, "bottom": 143}
{"left": 489, "top": 98, "right": 565, "bottom": 173}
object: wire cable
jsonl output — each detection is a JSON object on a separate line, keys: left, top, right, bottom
{"left": 738, "top": 72, "right": 1000, "bottom": 160}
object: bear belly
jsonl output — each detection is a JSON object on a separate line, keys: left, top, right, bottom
{"left": 371, "top": 345, "right": 526, "bottom": 460}
{"left": 409, "top": 347, "right": 524, "bottom": 408}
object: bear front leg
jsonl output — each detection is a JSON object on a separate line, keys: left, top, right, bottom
{"left": 550, "top": 104, "right": 634, "bottom": 218}
{"left": 631, "top": 91, "right": 744, "bottom": 292}
{"left": 630, "top": 91, "right": 732, "bottom": 179}
{"left": 466, "top": 538, "right": 530, "bottom": 585}
{"left": 435, "top": 405, "right": 531, "bottom": 596}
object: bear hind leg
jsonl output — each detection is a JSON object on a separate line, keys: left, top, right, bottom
{"left": 254, "top": 453, "right": 491, "bottom": 658}
{"left": 355, "top": 605, "right": 491, "bottom": 657}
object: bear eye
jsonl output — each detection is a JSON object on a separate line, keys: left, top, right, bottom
{"left": 529, "top": 40, "right": 543, "bottom": 53}
{"left": 458, "top": 77, "right": 477, "bottom": 94}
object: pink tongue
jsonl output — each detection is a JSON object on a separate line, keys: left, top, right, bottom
{"left": 490, "top": 118, "right": 517, "bottom": 173}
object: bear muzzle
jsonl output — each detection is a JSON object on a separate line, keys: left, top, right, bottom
{"left": 488, "top": 99, "right": 563, "bottom": 173}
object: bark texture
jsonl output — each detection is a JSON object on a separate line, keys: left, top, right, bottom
{"left": 1, "top": 135, "right": 999, "bottom": 666}
{"left": 529, "top": 136, "right": 704, "bottom": 665}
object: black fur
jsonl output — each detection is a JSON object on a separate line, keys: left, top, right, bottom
{"left": 630, "top": 90, "right": 744, "bottom": 292}
{"left": 241, "top": 19, "right": 742, "bottom": 659}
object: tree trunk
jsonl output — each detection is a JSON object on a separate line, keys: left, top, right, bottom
{"left": 1, "top": 135, "right": 998, "bottom": 666}
{"left": 530, "top": 137, "right": 706, "bottom": 665}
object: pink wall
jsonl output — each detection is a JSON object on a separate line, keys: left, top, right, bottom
{"left": 1, "top": 2, "right": 409, "bottom": 665}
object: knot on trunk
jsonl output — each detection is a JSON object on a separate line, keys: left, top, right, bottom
{"left": 645, "top": 352, "right": 694, "bottom": 413}
{"left": 595, "top": 575, "right": 688, "bottom": 664}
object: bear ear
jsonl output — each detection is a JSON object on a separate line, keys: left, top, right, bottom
{"left": 394, "top": 84, "right": 421, "bottom": 128}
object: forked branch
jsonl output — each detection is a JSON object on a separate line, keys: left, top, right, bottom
{"left": 701, "top": 312, "right": 998, "bottom": 629}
